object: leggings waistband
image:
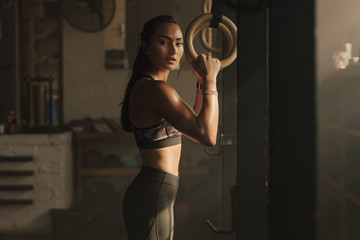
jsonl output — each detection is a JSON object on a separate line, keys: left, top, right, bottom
{"left": 137, "top": 166, "right": 179, "bottom": 187}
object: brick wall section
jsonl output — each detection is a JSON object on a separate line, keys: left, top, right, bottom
{"left": 0, "top": 132, "right": 73, "bottom": 234}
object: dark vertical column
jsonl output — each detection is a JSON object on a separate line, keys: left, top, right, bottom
{"left": 268, "top": 0, "right": 316, "bottom": 240}
{"left": 236, "top": 5, "right": 269, "bottom": 240}
{"left": 220, "top": 6, "right": 239, "bottom": 231}
{"left": 0, "top": 3, "right": 16, "bottom": 119}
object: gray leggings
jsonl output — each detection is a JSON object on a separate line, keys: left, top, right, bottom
{"left": 123, "top": 166, "right": 179, "bottom": 240}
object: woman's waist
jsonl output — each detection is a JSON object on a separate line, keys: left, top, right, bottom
{"left": 134, "top": 166, "right": 179, "bottom": 187}
{"left": 138, "top": 145, "right": 181, "bottom": 176}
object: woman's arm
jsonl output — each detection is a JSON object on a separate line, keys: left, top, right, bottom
{"left": 149, "top": 55, "right": 220, "bottom": 146}
{"left": 193, "top": 79, "right": 203, "bottom": 115}
{"left": 195, "top": 68, "right": 218, "bottom": 145}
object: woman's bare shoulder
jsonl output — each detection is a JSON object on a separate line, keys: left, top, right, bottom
{"left": 136, "top": 79, "right": 178, "bottom": 99}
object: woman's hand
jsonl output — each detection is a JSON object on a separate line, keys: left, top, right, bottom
{"left": 192, "top": 54, "right": 220, "bottom": 84}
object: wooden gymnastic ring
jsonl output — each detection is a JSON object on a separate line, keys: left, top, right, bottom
{"left": 188, "top": 20, "right": 235, "bottom": 68}
{"left": 195, "top": 21, "right": 233, "bottom": 56}
{"left": 202, "top": 0, "right": 211, "bottom": 14}
{"left": 185, "top": 13, "right": 237, "bottom": 69}
{"left": 200, "top": 26, "right": 231, "bottom": 54}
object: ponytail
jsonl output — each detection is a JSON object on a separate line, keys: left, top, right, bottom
{"left": 120, "top": 15, "right": 179, "bottom": 132}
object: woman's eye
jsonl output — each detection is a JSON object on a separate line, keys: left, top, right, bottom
{"left": 160, "top": 40, "right": 168, "bottom": 45}
{"left": 176, "top": 42, "right": 183, "bottom": 47}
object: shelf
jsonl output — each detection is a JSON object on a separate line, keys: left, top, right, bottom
{"left": 35, "top": 17, "right": 60, "bottom": 23}
{"left": 35, "top": 37, "right": 59, "bottom": 42}
{"left": 324, "top": 122, "right": 360, "bottom": 137}
{"left": 80, "top": 168, "right": 138, "bottom": 176}
{"left": 35, "top": 62, "right": 59, "bottom": 68}
{"left": 75, "top": 131, "right": 134, "bottom": 140}
{"left": 324, "top": 175, "right": 360, "bottom": 206}
{"left": 80, "top": 167, "right": 210, "bottom": 177}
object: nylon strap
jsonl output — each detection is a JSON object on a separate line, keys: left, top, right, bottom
{"left": 210, "top": 0, "right": 224, "bottom": 28}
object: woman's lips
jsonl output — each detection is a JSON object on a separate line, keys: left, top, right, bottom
{"left": 167, "top": 57, "right": 177, "bottom": 64}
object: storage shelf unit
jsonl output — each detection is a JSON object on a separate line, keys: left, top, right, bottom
{"left": 74, "top": 131, "right": 210, "bottom": 197}
{"left": 74, "top": 131, "right": 137, "bottom": 197}
{"left": 319, "top": 67, "right": 360, "bottom": 240}
{"left": 20, "top": 0, "right": 63, "bottom": 128}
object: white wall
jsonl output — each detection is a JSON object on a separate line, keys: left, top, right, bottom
{"left": 62, "top": 18, "right": 128, "bottom": 122}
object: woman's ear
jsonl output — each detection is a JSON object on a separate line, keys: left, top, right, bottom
{"left": 141, "top": 42, "right": 149, "bottom": 55}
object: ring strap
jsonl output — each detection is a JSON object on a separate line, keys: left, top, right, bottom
{"left": 210, "top": 0, "right": 224, "bottom": 28}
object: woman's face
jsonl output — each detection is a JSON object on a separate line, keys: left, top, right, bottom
{"left": 143, "top": 22, "right": 184, "bottom": 72}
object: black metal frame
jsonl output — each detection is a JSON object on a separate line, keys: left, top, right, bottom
{"left": 268, "top": 0, "right": 316, "bottom": 239}
{"left": 217, "top": 0, "right": 317, "bottom": 239}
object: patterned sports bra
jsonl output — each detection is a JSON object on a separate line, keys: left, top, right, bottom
{"left": 130, "top": 74, "right": 182, "bottom": 149}
{"left": 132, "top": 120, "right": 182, "bottom": 149}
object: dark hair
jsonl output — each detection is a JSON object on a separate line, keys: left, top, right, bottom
{"left": 120, "top": 15, "right": 180, "bottom": 132}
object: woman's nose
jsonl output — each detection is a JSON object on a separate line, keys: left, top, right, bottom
{"left": 169, "top": 43, "right": 176, "bottom": 54}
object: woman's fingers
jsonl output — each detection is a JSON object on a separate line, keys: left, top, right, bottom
{"left": 192, "top": 54, "right": 220, "bottom": 80}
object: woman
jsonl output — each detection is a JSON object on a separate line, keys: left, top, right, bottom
{"left": 121, "top": 15, "right": 220, "bottom": 240}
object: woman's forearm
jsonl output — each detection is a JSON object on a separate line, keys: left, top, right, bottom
{"left": 193, "top": 81, "right": 203, "bottom": 114}
{"left": 196, "top": 80, "right": 219, "bottom": 145}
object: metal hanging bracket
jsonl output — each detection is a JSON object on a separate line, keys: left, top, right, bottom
{"left": 205, "top": 186, "right": 237, "bottom": 234}
{"left": 219, "top": 133, "right": 236, "bottom": 146}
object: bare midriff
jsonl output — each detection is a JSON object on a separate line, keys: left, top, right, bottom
{"left": 138, "top": 144, "right": 182, "bottom": 176}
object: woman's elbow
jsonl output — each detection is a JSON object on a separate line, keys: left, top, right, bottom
{"left": 201, "top": 135, "right": 217, "bottom": 146}
{"left": 193, "top": 126, "right": 218, "bottom": 146}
